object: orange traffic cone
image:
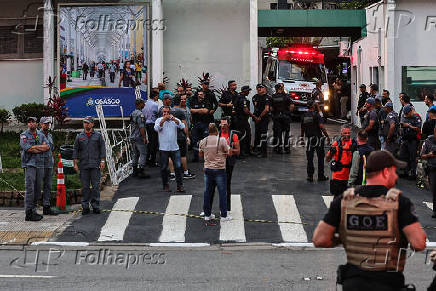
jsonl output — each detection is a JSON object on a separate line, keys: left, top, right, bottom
{"left": 56, "top": 154, "right": 66, "bottom": 211}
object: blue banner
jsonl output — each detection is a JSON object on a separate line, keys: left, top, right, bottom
{"left": 62, "top": 87, "right": 147, "bottom": 117}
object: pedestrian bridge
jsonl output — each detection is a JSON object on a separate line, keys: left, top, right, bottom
{"left": 258, "top": 9, "right": 367, "bottom": 41}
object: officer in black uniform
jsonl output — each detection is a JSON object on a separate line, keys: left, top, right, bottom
{"left": 271, "top": 83, "right": 295, "bottom": 154}
{"left": 379, "top": 102, "right": 399, "bottom": 153}
{"left": 219, "top": 80, "right": 238, "bottom": 118}
{"left": 313, "top": 150, "right": 427, "bottom": 291}
{"left": 252, "top": 84, "right": 270, "bottom": 158}
{"left": 130, "top": 99, "right": 149, "bottom": 179}
{"left": 233, "top": 85, "right": 256, "bottom": 157}
{"left": 301, "top": 100, "right": 330, "bottom": 182}
{"left": 362, "top": 97, "right": 380, "bottom": 150}
{"left": 190, "top": 90, "right": 211, "bottom": 162}
{"left": 199, "top": 80, "right": 218, "bottom": 123}
{"left": 356, "top": 84, "right": 369, "bottom": 126}
{"left": 399, "top": 104, "right": 422, "bottom": 180}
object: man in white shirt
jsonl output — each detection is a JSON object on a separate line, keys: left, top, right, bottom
{"left": 154, "top": 106, "right": 185, "bottom": 192}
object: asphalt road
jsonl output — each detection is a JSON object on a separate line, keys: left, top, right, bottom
{"left": 55, "top": 122, "right": 436, "bottom": 244}
{"left": 0, "top": 246, "right": 434, "bottom": 290}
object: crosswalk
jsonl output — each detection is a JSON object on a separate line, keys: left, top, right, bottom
{"left": 75, "top": 194, "right": 435, "bottom": 244}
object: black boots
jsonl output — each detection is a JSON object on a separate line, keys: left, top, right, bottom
{"left": 43, "top": 207, "right": 58, "bottom": 216}
{"left": 25, "top": 210, "right": 42, "bottom": 221}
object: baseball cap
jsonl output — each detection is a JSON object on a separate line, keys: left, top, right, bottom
{"left": 366, "top": 97, "right": 376, "bottom": 106}
{"left": 40, "top": 116, "right": 51, "bottom": 124}
{"left": 366, "top": 150, "right": 406, "bottom": 173}
{"left": 241, "top": 85, "right": 251, "bottom": 92}
{"left": 384, "top": 102, "right": 393, "bottom": 108}
{"left": 83, "top": 116, "right": 94, "bottom": 123}
{"left": 256, "top": 84, "right": 265, "bottom": 89}
{"left": 403, "top": 104, "right": 413, "bottom": 114}
{"left": 428, "top": 107, "right": 436, "bottom": 114}
{"left": 359, "top": 84, "right": 366, "bottom": 89}
{"left": 27, "top": 116, "right": 37, "bottom": 122}
{"left": 162, "top": 93, "right": 173, "bottom": 100}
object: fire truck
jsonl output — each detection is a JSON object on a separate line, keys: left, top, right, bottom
{"left": 262, "top": 45, "right": 330, "bottom": 116}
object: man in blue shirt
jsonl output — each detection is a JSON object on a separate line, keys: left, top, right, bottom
{"left": 20, "top": 117, "right": 50, "bottom": 221}
{"left": 425, "top": 94, "right": 436, "bottom": 121}
{"left": 143, "top": 90, "right": 160, "bottom": 166}
{"left": 154, "top": 106, "right": 185, "bottom": 192}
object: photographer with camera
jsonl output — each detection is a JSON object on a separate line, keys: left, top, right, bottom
{"left": 326, "top": 124, "right": 356, "bottom": 197}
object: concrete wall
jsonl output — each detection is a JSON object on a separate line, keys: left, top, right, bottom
{"left": 0, "top": 60, "right": 44, "bottom": 110}
{"left": 163, "top": 0, "right": 250, "bottom": 92}
{"left": 352, "top": 0, "right": 436, "bottom": 123}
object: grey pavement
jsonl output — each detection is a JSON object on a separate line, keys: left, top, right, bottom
{"left": 54, "top": 122, "right": 436, "bottom": 244}
{"left": 0, "top": 246, "right": 434, "bottom": 290}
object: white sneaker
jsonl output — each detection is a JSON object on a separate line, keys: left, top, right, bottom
{"left": 203, "top": 214, "right": 215, "bottom": 221}
{"left": 221, "top": 215, "right": 233, "bottom": 222}
{"left": 200, "top": 211, "right": 205, "bottom": 217}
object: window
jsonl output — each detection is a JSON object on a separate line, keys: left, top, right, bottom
{"left": 0, "top": 26, "right": 18, "bottom": 55}
{"left": 402, "top": 66, "right": 436, "bottom": 102}
{"left": 0, "top": 25, "right": 43, "bottom": 59}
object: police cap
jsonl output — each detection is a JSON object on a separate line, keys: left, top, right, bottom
{"left": 241, "top": 85, "right": 251, "bottom": 92}
{"left": 83, "top": 116, "right": 94, "bottom": 123}
{"left": 359, "top": 84, "right": 366, "bottom": 89}
{"left": 256, "top": 84, "right": 265, "bottom": 89}
{"left": 27, "top": 116, "right": 37, "bottom": 122}
{"left": 366, "top": 150, "right": 406, "bottom": 173}
{"left": 366, "top": 97, "right": 376, "bottom": 106}
{"left": 384, "top": 102, "right": 393, "bottom": 108}
{"left": 403, "top": 104, "right": 413, "bottom": 114}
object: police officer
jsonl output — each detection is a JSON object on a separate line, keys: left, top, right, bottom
{"left": 130, "top": 99, "right": 149, "bottom": 179}
{"left": 313, "top": 150, "right": 427, "bottom": 291}
{"left": 326, "top": 125, "right": 355, "bottom": 197}
{"left": 233, "top": 85, "right": 256, "bottom": 157}
{"left": 73, "top": 116, "right": 106, "bottom": 215}
{"left": 421, "top": 126, "right": 436, "bottom": 218}
{"left": 190, "top": 90, "right": 211, "bottom": 162}
{"left": 271, "top": 83, "right": 294, "bottom": 154}
{"left": 362, "top": 97, "right": 380, "bottom": 150}
{"left": 379, "top": 102, "right": 399, "bottom": 153}
{"left": 39, "top": 117, "right": 57, "bottom": 215}
{"left": 399, "top": 104, "right": 422, "bottom": 180}
{"left": 199, "top": 79, "right": 218, "bottom": 123}
{"left": 311, "top": 79, "right": 324, "bottom": 102}
{"left": 20, "top": 117, "right": 50, "bottom": 221}
{"left": 301, "top": 100, "right": 330, "bottom": 182}
{"left": 219, "top": 80, "right": 238, "bottom": 118}
{"left": 252, "top": 84, "right": 270, "bottom": 158}
{"left": 356, "top": 84, "right": 369, "bottom": 126}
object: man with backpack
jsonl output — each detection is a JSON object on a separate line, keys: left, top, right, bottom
{"left": 326, "top": 125, "right": 356, "bottom": 197}
{"left": 348, "top": 130, "right": 374, "bottom": 187}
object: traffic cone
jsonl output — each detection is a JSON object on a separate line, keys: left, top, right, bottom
{"left": 56, "top": 154, "right": 67, "bottom": 211}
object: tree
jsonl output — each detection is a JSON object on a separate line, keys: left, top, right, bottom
{"left": 266, "top": 37, "right": 323, "bottom": 48}
{"left": 0, "top": 109, "right": 10, "bottom": 133}
{"left": 339, "top": 0, "right": 379, "bottom": 9}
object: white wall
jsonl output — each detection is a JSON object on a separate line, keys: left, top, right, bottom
{"left": 0, "top": 60, "right": 44, "bottom": 110}
{"left": 163, "top": 0, "right": 250, "bottom": 92}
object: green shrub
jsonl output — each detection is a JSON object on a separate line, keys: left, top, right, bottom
{"left": 12, "top": 103, "right": 48, "bottom": 124}
{"left": 0, "top": 109, "right": 10, "bottom": 133}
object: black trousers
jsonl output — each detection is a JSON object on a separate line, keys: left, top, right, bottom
{"left": 146, "top": 123, "right": 158, "bottom": 164}
{"left": 209, "top": 162, "right": 235, "bottom": 211}
{"left": 399, "top": 139, "right": 418, "bottom": 176}
{"left": 235, "top": 119, "right": 251, "bottom": 155}
{"left": 343, "top": 277, "right": 403, "bottom": 291}
{"left": 306, "top": 138, "right": 325, "bottom": 177}
{"left": 110, "top": 72, "right": 115, "bottom": 83}
{"left": 273, "top": 115, "right": 290, "bottom": 151}
{"left": 428, "top": 169, "right": 436, "bottom": 213}
{"left": 330, "top": 179, "right": 348, "bottom": 197}
{"left": 254, "top": 119, "right": 268, "bottom": 155}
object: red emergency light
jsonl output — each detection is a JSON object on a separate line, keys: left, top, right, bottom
{"left": 278, "top": 47, "right": 324, "bottom": 64}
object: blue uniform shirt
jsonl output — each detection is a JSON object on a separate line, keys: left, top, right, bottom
{"left": 130, "top": 109, "right": 146, "bottom": 142}
{"left": 39, "top": 130, "right": 54, "bottom": 168}
{"left": 20, "top": 129, "right": 48, "bottom": 168}
{"left": 72, "top": 130, "right": 106, "bottom": 169}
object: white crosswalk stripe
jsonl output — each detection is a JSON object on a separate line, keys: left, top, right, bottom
{"left": 220, "top": 195, "right": 246, "bottom": 242}
{"left": 272, "top": 195, "right": 307, "bottom": 242}
{"left": 322, "top": 196, "right": 334, "bottom": 208}
{"left": 159, "top": 195, "right": 192, "bottom": 242}
{"left": 98, "top": 197, "right": 139, "bottom": 241}
{"left": 424, "top": 202, "right": 433, "bottom": 211}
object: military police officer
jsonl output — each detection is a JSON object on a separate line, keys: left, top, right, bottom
{"left": 313, "top": 150, "right": 427, "bottom": 291}
{"left": 39, "top": 117, "right": 57, "bottom": 215}
{"left": 20, "top": 117, "right": 50, "bottom": 221}
{"left": 362, "top": 97, "right": 380, "bottom": 150}
{"left": 73, "top": 116, "right": 106, "bottom": 215}
{"left": 219, "top": 80, "right": 238, "bottom": 118}
{"left": 271, "top": 83, "right": 294, "bottom": 154}
{"left": 379, "top": 102, "right": 399, "bottom": 153}
{"left": 130, "top": 99, "right": 150, "bottom": 179}
{"left": 252, "top": 84, "right": 270, "bottom": 158}
{"left": 233, "top": 85, "right": 257, "bottom": 157}
{"left": 301, "top": 100, "right": 330, "bottom": 182}
{"left": 399, "top": 104, "right": 422, "bottom": 180}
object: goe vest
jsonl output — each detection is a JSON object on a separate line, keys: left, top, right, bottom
{"left": 339, "top": 194, "right": 407, "bottom": 272}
